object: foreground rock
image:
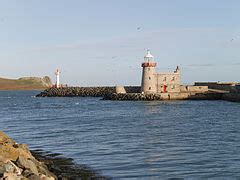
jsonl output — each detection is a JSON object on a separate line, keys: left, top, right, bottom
{"left": 0, "top": 131, "right": 56, "bottom": 179}
{"left": 0, "top": 132, "right": 108, "bottom": 179}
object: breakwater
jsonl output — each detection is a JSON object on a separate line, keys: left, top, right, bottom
{"left": 36, "top": 87, "right": 240, "bottom": 102}
{"left": 103, "top": 92, "right": 223, "bottom": 101}
{"left": 223, "top": 93, "right": 240, "bottom": 102}
{"left": 36, "top": 86, "right": 141, "bottom": 97}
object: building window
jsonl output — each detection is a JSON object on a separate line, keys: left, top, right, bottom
{"left": 172, "top": 77, "right": 175, "bottom": 81}
{"left": 149, "top": 77, "right": 151, "bottom": 80}
{"left": 149, "top": 87, "right": 151, "bottom": 90}
{"left": 163, "top": 77, "right": 167, "bottom": 81}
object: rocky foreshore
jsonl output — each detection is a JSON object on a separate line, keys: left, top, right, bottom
{"left": 0, "top": 131, "right": 56, "bottom": 179}
{"left": 0, "top": 131, "right": 107, "bottom": 180}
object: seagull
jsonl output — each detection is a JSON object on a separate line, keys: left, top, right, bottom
{"left": 137, "top": 27, "right": 141, "bottom": 30}
{"left": 230, "top": 38, "right": 234, "bottom": 42}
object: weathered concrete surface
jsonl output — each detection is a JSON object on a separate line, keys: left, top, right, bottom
{"left": 195, "top": 82, "right": 238, "bottom": 92}
{"left": 0, "top": 131, "right": 56, "bottom": 180}
{"left": 180, "top": 85, "right": 208, "bottom": 93}
{"left": 115, "top": 86, "right": 126, "bottom": 94}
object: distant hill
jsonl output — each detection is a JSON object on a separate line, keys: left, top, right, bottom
{"left": 0, "top": 76, "right": 52, "bottom": 90}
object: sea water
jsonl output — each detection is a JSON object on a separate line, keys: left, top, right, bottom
{"left": 1, "top": 90, "right": 240, "bottom": 179}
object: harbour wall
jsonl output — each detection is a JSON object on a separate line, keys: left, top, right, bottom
{"left": 180, "top": 85, "right": 208, "bottom": 93}
{"left": 36, "top": 87, "right": 240, "bottom": 102}
{"left": 194, "top": 82, "right": 238, "bottom": 92}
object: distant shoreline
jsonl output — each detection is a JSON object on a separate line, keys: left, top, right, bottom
{"left": 0, "top": 76, "right": 51, "bottom": 91}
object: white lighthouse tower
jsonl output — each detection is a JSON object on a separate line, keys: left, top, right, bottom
{"left": 141, "top": 50, "right": 157, "bottom": 94}
{"left": 55, "top": 69, "right": 61, "bottom": 88}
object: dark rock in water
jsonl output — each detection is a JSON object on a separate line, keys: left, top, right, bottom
{"left": 31, "top": 150, "right": 110, "bottom": 179}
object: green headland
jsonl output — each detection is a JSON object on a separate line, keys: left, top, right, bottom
{"left": 0, "top": 76, "right": 52, "bottom": 90}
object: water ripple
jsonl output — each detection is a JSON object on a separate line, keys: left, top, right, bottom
{"left": 0, "top": 91, "right": 240, "bottom": 178}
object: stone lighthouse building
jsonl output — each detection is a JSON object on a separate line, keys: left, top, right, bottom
{"left": 141, "top": 50, "right": 181, "bottom": 94}
{"left": 141, "top": 50, "right": 157, "bottom": 93}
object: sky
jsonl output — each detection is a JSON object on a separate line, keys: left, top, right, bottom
{"left": 1, "top": 0, "right": 240, "bottom": 86}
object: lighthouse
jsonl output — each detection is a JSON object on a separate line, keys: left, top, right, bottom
{"left": 141, "top": 50, "right": 157, "bottom": 94}
{"left": 55, "top": 69, "right": 61, "bottom": 88}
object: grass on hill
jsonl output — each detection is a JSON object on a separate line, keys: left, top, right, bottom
{"left": 0, "top": 77, "right": 52, "bottom": 90}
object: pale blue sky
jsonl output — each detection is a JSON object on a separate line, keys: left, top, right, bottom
{"left": 1, "top": 0, "right": 240, "bottom": 86}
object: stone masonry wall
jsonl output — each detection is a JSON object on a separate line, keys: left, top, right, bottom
{"left": 156, "top": 72, "right": 181, "bottom": 93}
{"left": 180, "top": 85, "right": 208, "bottom": 93}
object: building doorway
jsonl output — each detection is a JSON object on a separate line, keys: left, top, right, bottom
{"left": 163, "top": 85, "right": 168, "bottom": 93}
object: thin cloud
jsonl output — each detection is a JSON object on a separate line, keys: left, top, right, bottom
{"left": 186, "top": 63, "right": 216, "bottom": 67}
{"left": 186, "top": 62, "right": 240, "bottom": 67}
{"left": 25, "top": 43, "right": 94, "bottom": 53}
{"left": 231, "top": 62, "right": 240, "bottom": 66}
{"left": 22, "top": 27, "right": 219, "bottom": 53}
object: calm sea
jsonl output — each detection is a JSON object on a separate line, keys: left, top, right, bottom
{"left": 1, "top": 90, "right": 240, "bottom": 179}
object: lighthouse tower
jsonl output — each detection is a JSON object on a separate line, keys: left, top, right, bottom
{"left": 141, "top": 50, "right": 157, "bottom": 94}
{"left": 55, "top": 69, "right": 61, "bottom": 88}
